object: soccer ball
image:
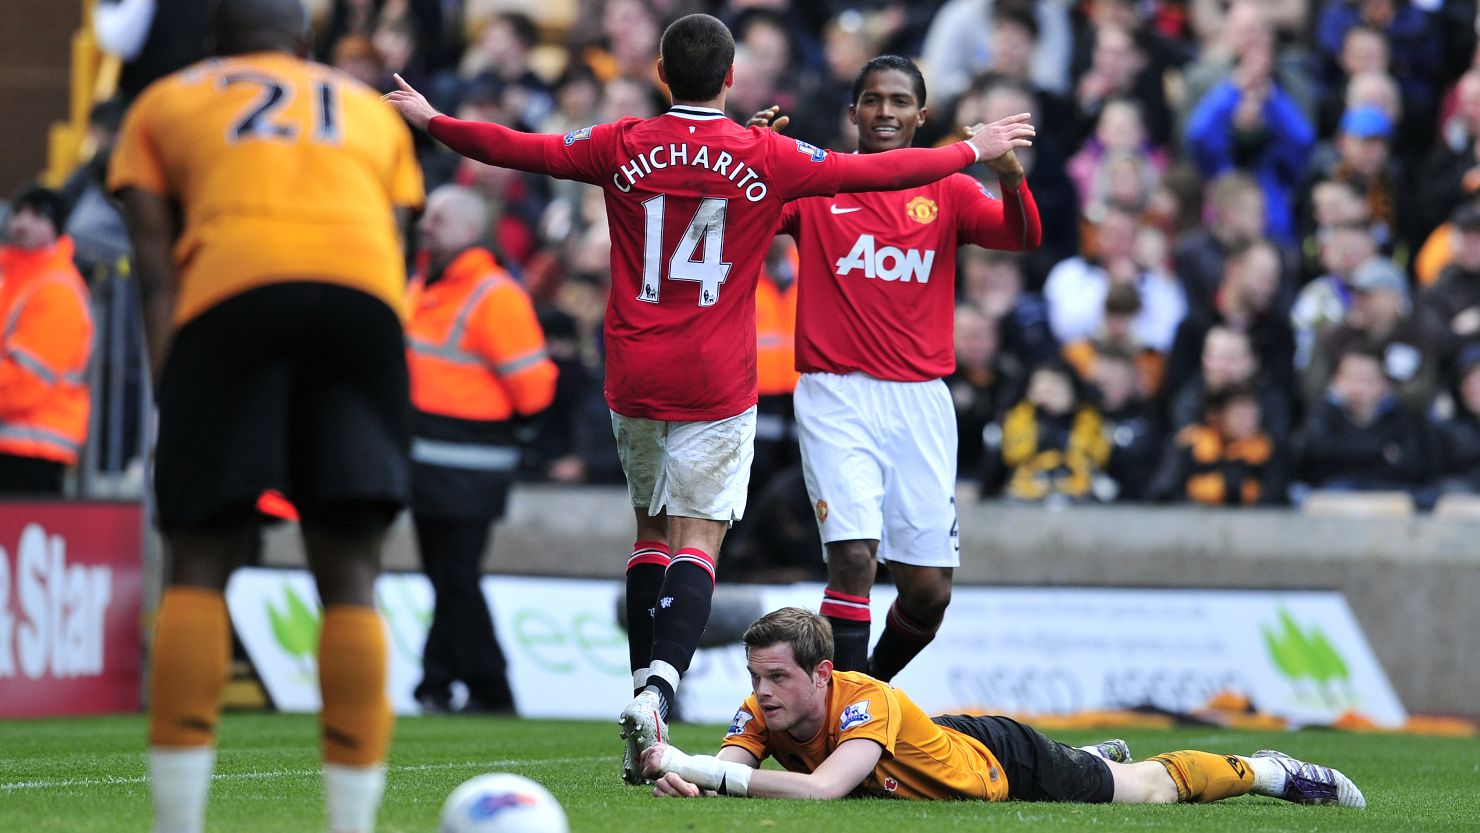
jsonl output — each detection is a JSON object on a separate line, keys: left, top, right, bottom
{"left": 439, "top": 773, "right": 569, "bottom": 833}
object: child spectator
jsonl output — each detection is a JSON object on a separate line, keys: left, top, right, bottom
{"left": 1152, "top": 383, "right": 1285, "bottom": 506}
{"left": 983, "top": 361, "right": 1111, "bottom": 503}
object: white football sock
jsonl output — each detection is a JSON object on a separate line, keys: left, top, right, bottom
{"left": 149, "top": 746, "right": 216, "bottom": 833}
{"left": 1246, "top": 755, "right": 1287, "bottom": 796}
{"left": 324, "top": 763, "right": 386, "bottom": 833}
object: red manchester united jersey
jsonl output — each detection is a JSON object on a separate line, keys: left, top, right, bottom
{"left": 779, "top": 174, "right": 1041, "bottom": 382}
{"left": 429, "top": 108, "right": 978, "bottom": 420}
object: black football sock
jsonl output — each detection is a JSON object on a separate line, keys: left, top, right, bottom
{"left": 645, "top": 548, "right": 716, "bottom": 718}
{"left": 821, "top": 588, "right": 871, "bottom": 672}
{"left": 868, "top": 598, "right": 942, "bottom": 682}
{"left": 625, "top": 540, "right": 671, "bottom": 693}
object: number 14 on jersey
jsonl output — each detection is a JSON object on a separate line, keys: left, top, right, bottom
{"left": 639, "top": 195, "right": 732, "bottom": 307}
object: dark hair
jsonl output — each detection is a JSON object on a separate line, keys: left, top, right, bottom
{"left": 852, "top": 54, "right": 927, "bottom": 108}
{"left": 495, "top": 12, "right": 539, "bottom": 49}
{"left": 743, "top": 607, "right": 833, "bottom": 672}
{"left": 659, "top": 14, "right": 735, "bottom": 102}
{"left": 216, "top": 0, "right": 310, "bottom": 56}
{"left": 1202, "top": 381, "right": 1259, "bottom": 420}
{"left": 11, "top": 185, "right": 70, "bottom": 232}
{"left": 993, "top": 7, "right": 1039, "bottom": 41}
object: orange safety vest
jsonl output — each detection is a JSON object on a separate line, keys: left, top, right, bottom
{"left": 406, "top": 247, "right": 557, "bottom": 469}
{"left": 755, "top": 274, "right": 800, "bottom": 396}
{"left": 0, "top": 236, "right": 94, "bottom": 465}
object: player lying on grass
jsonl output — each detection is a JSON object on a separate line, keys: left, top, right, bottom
{"left": 641, "top": 607, "right": 1365, "bottom": 808}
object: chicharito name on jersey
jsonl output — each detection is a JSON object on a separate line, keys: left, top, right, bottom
{"left": 606, "top": 105, "right": 828, "bottom": 202}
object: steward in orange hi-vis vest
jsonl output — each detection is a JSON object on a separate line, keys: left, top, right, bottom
{"left": 404, "top": 185, "right": 556, "bottom": 713}
{"left": 0, "top": 226, "right": 94, "bottom": 475}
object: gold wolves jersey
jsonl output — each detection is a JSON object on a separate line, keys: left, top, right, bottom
{"left": 109, "top": 52, "right": 424, "bottom": 325}
{"left": 721, "top": 670, "right": 1010, "bottom": 801}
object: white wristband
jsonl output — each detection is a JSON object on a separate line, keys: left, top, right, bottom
{"left": 963, "top": 139, "right": 981, "bottom": 163}
{"left": 660, "top": 748, "right": 753, "bottom": 797}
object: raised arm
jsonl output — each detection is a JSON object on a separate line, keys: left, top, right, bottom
{"left": 955, "top": 175, "right": 1042, "bottom": 252}
{"left": 384, "top": 73, "right": 595, "bottom": 180}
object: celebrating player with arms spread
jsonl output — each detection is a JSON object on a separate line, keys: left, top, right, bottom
{"left": 642, "top": 607, "right": 1365, "bottom": 810}
{"left": 382, "top": 14, "right": 1036, "bottom": 785}
{"left": 754, "top": 56, "right": 1041, "bottom": 681}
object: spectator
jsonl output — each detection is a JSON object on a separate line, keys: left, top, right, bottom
{"left": 1299, "top": 177, "right": 1372, "bottom": 281}
{"left": 983, "top": 361, "right": 1111, "bottom": 503}
{"left": 1419, "top": 70, "right": 1480, "bottom": 242}
{"left": 1071, "top": 24, "right": 1172, "bottom": 147}
{"left": 531, "top": 299, "right": 622, "bottom": 485}
{"left": 958, "top": 248, "right": 1058, "bottom": 366}
{"left": 0, "top": 187, "right": 95, "bottom": 496}
{"left": 1178, "top": 0, "right": 1319, "bottom": 143}
{"left": 1067, "top": 98, "right": 1168, "bottom": 216}
{"left": 1420, "top": 200, "right": 1480, "bottom": 371}
{"left": 947, "top": 303, "right": 1023, "bottom": 481}
{"left": 919, "top": 0, "right": 1075, "bottom": 102}
{"left": 1089, "top": 348, "right": 1163, "bottom": 501}
{"left": 1291, "top": 221, "right": 1378, "bottom": 368}
{"left": 1300, "top": 105, "right": 1413, "bottom": 257}
{"left": 1167, "top": 324, "right": 1293, "bottom": 446}
{"left": 1152, "top": 383, "right": 1286, "bottom": 506}
{"left": 1431, "top": 344, "right": 1480, "bottom": 495}
{"left": 329, "top": 33, "right": 383, "bottom": 89}
{"left": 1185, "top": 30, "right": 1316, "bottom": 244}
{"left": 1173, "top": 172, "right": 1289, "bottom": 314}
{"left": 459, "top": 12, "right": 553, "bottom": 130}
{"left": 1314, "top": 0, "right": 1441, "bottom": 145}
{"left": 60, "top": 97, "right": 132, "bottom": 278}
{"left": 1297, "top": 347, "right": 1431, "bottom": 498}
{"left": 1303, "top": 255, "right": 1437, "bottom": 412}
{"left": 1044, "top": 205, "right": 1187, "bottom": 352}
{"left": 959, "top": 79, "right": 1080, "bottom": 284}
{"left": 1062, "top": 282, "right": 1166, "bottom": 398}
{"left": 1166, "top": 238, "right": 1295, "bottom": 399}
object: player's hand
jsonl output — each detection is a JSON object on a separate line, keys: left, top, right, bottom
{"left": 964, "top": 113, "right": 1034, "bottom": 164}
{"left": 965, "top": 115, "right": 1033, "bottom": 187}
{"left": 641, "top": 743, "right": 671, "bottom": 779}
{"left": 652, "top": 772, "right": 703, "bottom": 798}
{"left": 381, "top": 73, "right": 441, "bottom": 131}
{"left": 748, "top": 105, "right": 790, "bottom": 132}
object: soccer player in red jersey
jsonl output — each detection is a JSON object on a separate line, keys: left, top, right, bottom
{"left": 382, "top": 14, "right": 1035, "bottom": 784}
{"left": 754, "top": 56, "right": 1042, "bottom": 682}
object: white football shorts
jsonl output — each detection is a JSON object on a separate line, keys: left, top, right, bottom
{"left": 611, "top": 405, "right": 757, "bottom": 522}
{"left": 794, "top": 372, "right": 959, "bottom": 567}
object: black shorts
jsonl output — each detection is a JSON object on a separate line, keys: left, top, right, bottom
{"left": 931, "top": 714, "right": 1114, "bottom": 803}
{"left": 154, "top": 282, "right": 411, "bottom": 533}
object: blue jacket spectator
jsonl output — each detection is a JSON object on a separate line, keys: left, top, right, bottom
{"left": 1186, "top": 54, "right": 1315, "bottom": 244}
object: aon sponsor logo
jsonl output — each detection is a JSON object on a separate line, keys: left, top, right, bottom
{"left": 835, "top": 235, "right": 936, "bottom": 283}
{"left": 0, "top": 524, "right": 112, "bottom": 680}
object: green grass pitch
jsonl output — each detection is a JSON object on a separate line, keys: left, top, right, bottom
{"left": 2, "top": 713, "right": 1477, "bottom": 832}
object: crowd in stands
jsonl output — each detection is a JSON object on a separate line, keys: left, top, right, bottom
{"left": 10, "top": 0, "right": 1480, "bottom": 524}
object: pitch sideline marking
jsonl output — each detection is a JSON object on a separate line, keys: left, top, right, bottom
{"left": 0, "top": 755, "right": 608, "bottom": 792}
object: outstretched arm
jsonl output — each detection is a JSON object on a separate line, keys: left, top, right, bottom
{"left": 644, "top": 739, "right": 882, "bottom": 800}
{"left": 382, "top": 73, "right": 581, "bottom": 178}
{"left": 830, "top": 114, "right": 1035, "bottom": 194}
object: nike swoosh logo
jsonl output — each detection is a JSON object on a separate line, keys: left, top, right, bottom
{"left": 830, "top": 205, "right": 862, "bottom": 214}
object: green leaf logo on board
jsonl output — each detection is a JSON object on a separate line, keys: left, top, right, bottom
{"left": 267, "top": 584, "right": 322, "bottom": 660}
{"left": 1261, "top": 607, "right": 1357, "bottom": 709}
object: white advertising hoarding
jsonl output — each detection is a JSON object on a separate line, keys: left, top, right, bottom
{"left": 225, "top": 570, "right": 1405, "bottom": 727}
